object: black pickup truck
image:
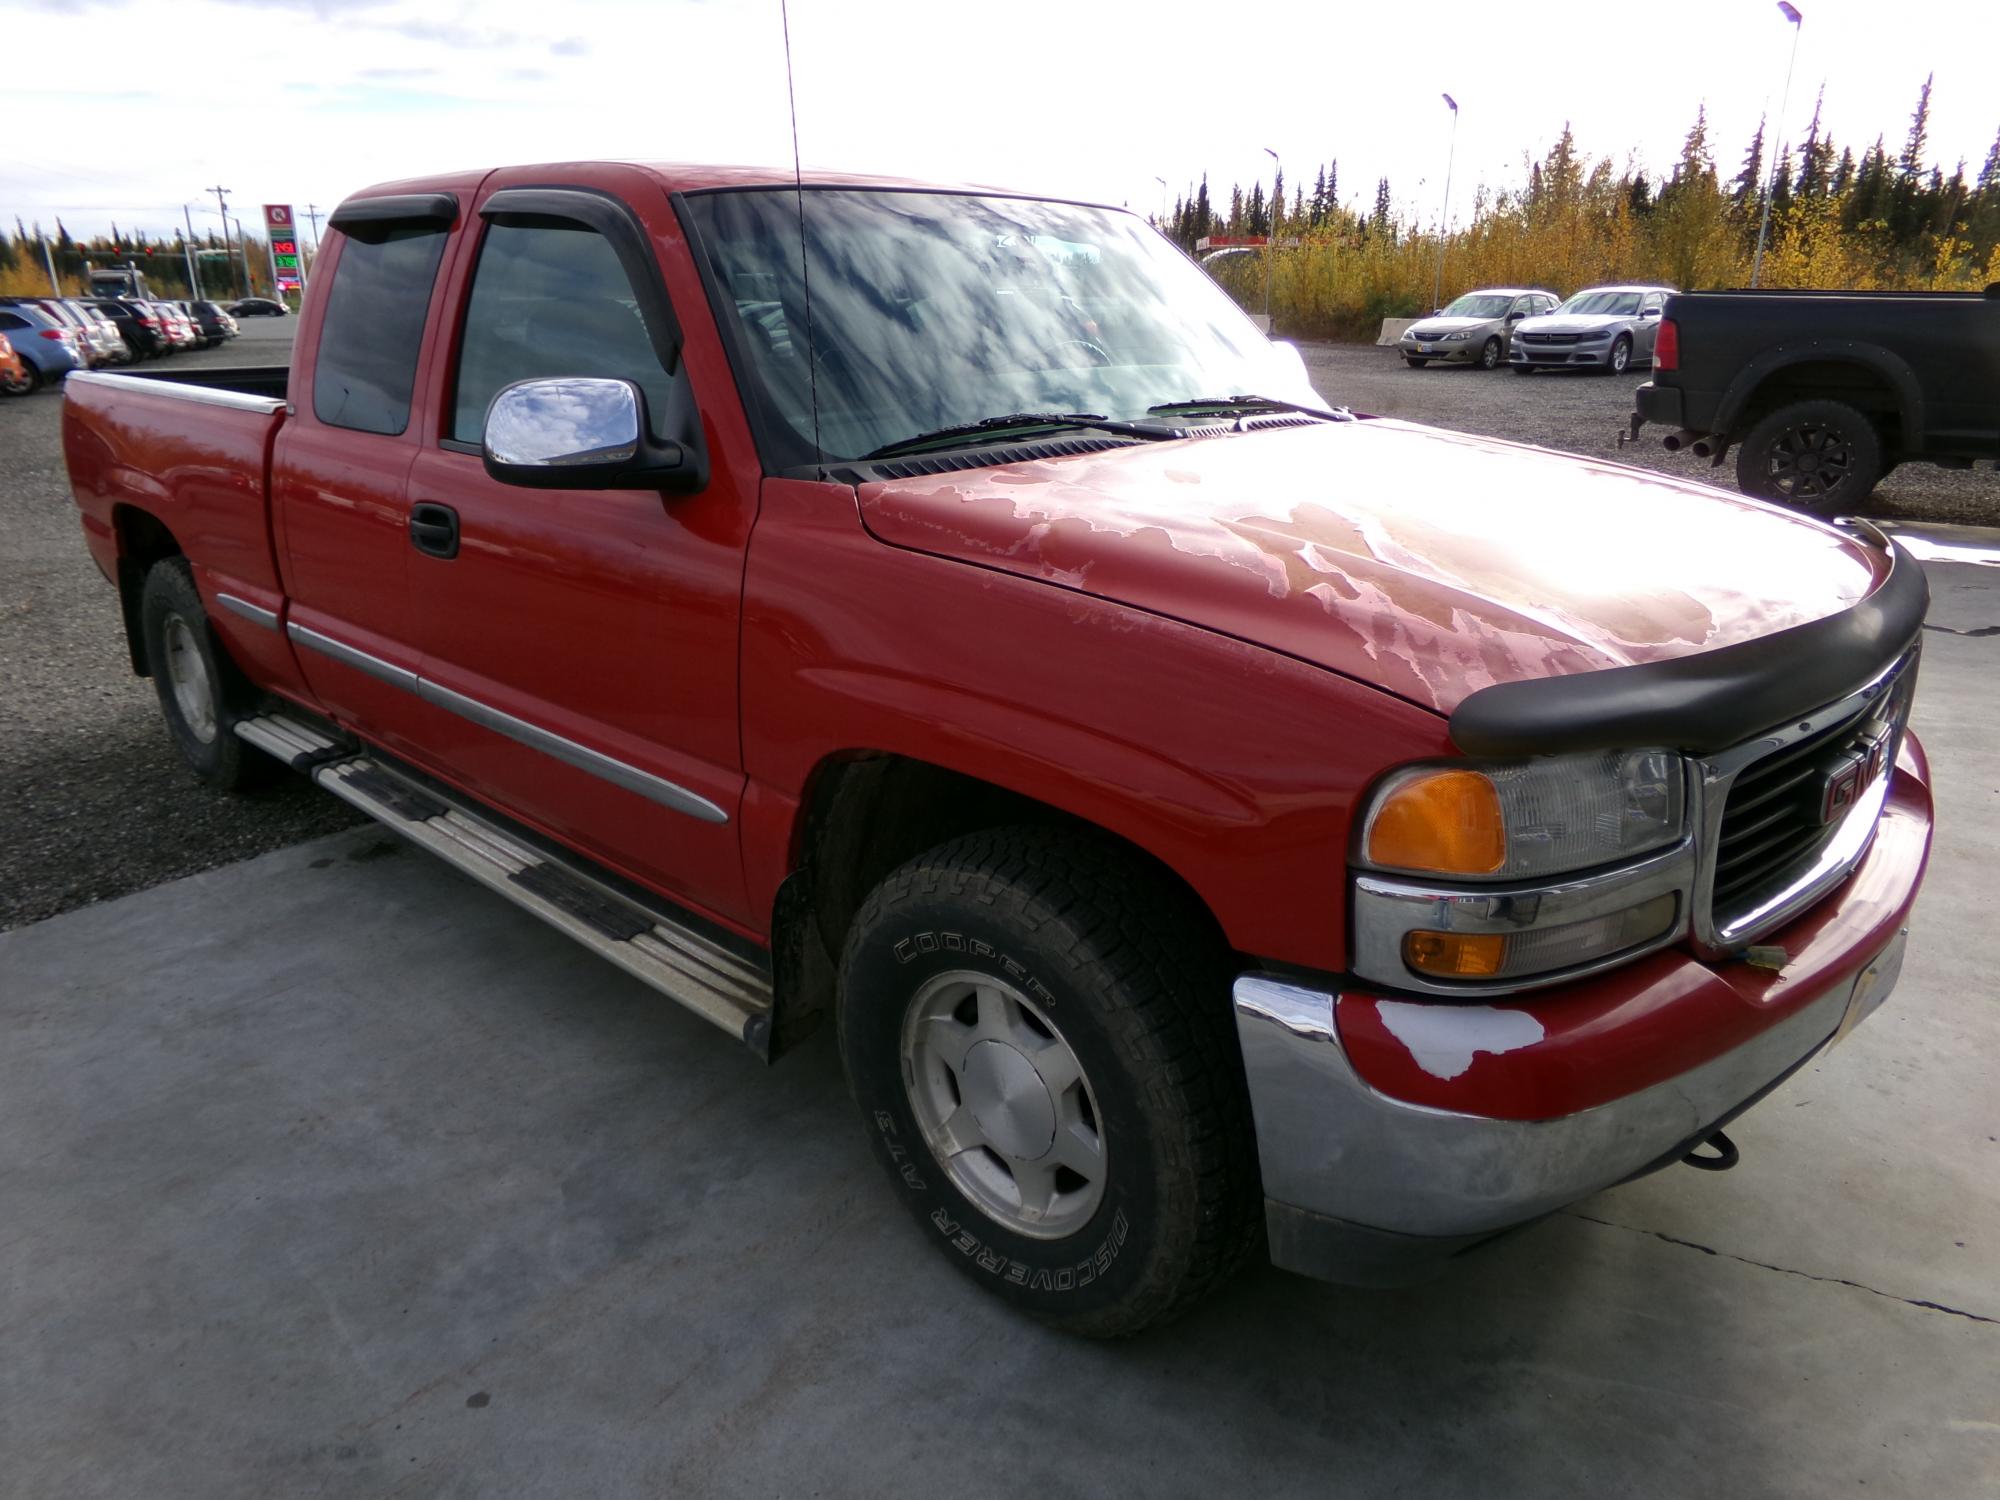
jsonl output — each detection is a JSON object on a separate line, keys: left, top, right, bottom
{"left": 1631, "top": 286, "right": 2000, "bottom": 512}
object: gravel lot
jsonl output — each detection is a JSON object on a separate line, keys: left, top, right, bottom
{"left": 2, "top": 330, "right": 1994, "bottom": 930}
{"left": 1298, "top": 341, "right": 2000, "bottom": 526}
{"left": 0, "top": 319, "right": 362, "bottom": 932}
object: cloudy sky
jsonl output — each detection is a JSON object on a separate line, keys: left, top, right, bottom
{"left": 9, "top": 0, "right": 1997, "bottom": 243}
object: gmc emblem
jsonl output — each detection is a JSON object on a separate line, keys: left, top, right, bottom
{"left": 1821, "top": 732, "right": 1891, "bottom": 824}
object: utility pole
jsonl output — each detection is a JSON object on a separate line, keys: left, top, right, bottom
{"left": 41, "top": 230, "right": 60, "bottom": 295}
{"left": 183, "top": 204, "right": 202, "bottom": 299}
{"left": 1433, "top": 93, "right": 1459, "bottom": 312}
{"left": 228, "top": 213, "right": 250, "bottom": 298}
{"left": 1751, "top": 2, "right": 1804, "bottom": 287}
{"left": 303, "top": 203, "right": 323, "bottom": 289}
{"left": 206, "top": 185, "right": 240, "bottom": 298}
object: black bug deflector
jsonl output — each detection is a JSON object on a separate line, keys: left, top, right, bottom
{"left": 1449, "top": 526, "right": 1928, "bottom": 757}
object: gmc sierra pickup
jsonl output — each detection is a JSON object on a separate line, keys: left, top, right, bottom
{"left": 1632, "top": 285, "right": 2000, "bottom": 511}
{"left": 64, "top": 162, "right": 1932, "bottom": 1336}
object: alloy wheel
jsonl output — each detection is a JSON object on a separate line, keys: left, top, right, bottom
{"left": 901, "top": 970, "right": 1107, "bottom": 1239}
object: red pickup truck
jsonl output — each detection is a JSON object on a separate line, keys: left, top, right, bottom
{"left": 63, "top": 162, "right": 1932, "bottom": 1336}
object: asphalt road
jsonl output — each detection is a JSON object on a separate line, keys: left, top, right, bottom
{"left": 2, "top": 330, "right": 1995, "bottom": 930}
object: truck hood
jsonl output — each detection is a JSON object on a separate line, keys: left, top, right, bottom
{"left": 856, "top": 419, "right": 1884, "bottom": 717}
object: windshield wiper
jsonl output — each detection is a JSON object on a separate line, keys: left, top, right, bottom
{"left": 1146, "top": 394, "right": 1354, "bottom": 422}
{"left": 862, "top": 411, "right": 1174, "bottom": 460}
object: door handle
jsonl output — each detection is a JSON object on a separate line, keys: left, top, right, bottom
{"left": 409, "top": 502, "right": 460, "bottom": 560}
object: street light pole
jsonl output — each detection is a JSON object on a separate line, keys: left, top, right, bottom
{"left": 1262, "top": 145, "right": 1279, "bottom": 332}
{"left": 1751, "top": 2, "right": 1803, "bottom": 287}
{"left": 1432, "top": 93, "right": 1459, "bottom": 312}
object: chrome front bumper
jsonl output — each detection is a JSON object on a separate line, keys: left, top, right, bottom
{"left": 1231, "top": 947, "right": 1895, "bottom": 1285}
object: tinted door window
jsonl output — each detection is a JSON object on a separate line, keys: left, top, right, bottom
{"left": 312, "top": 223, "right": 449, "bottom": 435}
{"left": 451, "top": 218, "right": 674, "bottom": 443}
{"left": 0, "top": 312, "right": 26, "bottom": 331}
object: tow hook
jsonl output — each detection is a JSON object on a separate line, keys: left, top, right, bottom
{"left": 1682, "top": 1129, "right": 1740, "bottom": 1172}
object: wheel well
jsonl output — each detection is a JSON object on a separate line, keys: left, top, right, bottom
{"left": 767, "top": 753, "right": 1229, "bottom": 1056}
{"left": 1737, "top": 362, "right": 1903, "bottom": 452}
{"left": 112, "top": 506, "right": 183, "bottom": 676}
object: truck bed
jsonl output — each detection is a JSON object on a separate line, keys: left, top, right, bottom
{"left": 71, "top": 364, "right": 291, "bottom": 406}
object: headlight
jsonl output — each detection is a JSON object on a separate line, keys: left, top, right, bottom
{"left": 1441, "top": 331, "right": 1472, "bottom": 341}
{"left": 1361, "top": 749, "right": 1685, "bottom": 880}
{"left": 1352, "top": 751, "right": 1692, "bottom": 992}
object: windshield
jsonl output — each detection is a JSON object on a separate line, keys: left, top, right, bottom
{"left": 682, "top": 189, "right": 1316, "bottom": 465}
{"left": 1558, "top": 290, "right": 1642, "bottom": 316}
{"left": 1440, "top": 294, "right": 1513, "bottom": 319}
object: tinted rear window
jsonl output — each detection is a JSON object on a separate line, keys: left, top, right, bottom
{"left": 312, "top": 223, "right": 449, "bottom": 435}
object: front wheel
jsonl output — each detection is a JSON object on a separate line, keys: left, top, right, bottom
{"left": 1606, "top": 335, "right": 1633, "bottom": 375}
{"left": 1510, "top": 363, "right": 1537, "bottom": 376}
{"left": 838, "top": 829, "right": 1260, "bottom": 1337}
{"left": 1735, "top": 399, "right": 1883, "bottom": 513}
{"left": 1479, "top": 336, "right": 1503, "bottom": 370}
{"left": 1404, "top": 356, "right": 1427, "bottom": 368}
{"left": 1, "top": 361, "right": 37, "bottom": 396}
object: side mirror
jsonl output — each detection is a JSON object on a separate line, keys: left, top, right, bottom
{"left": 1506, "top": 310, "right": 1525, "bottom": 321}
{"left": 1641, "top": 307, "right": 1661, "bottom": 319}
{"left": 482, "top": 377, "right": 704, "bottom": 492}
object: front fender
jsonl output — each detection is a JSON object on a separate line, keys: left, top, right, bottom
{"left": 738, "top": 479, "right": 1451, "bottom": 974}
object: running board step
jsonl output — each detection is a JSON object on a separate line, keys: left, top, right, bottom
{"left": 312, "top": 756, "right": 775, "bottom": 1052}
{"left": 233, "top": 711, "right": 351, "bottom": 769}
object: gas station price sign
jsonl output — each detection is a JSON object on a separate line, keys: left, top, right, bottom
{"left": 262, "top": 203, "right": 304, "bottom": 293}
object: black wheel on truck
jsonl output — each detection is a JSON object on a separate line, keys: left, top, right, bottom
{"left": 837, "top": 827, "right": 1261, "bottom": 1337}
{"left": 1735, "top": 398, "right": 1884, "bottom": 513}
{"left": 138, "top": 558, "right": 261, "bottom": 791}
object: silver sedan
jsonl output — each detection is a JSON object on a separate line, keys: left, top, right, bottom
{"left": 1399, "top": 288, "right": 1560, "bottom": 370}
{"left": 1508, "top": 284, "right": 1676, "bottom": 375}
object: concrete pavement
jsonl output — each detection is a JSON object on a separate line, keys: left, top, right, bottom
{"left": 2, "top": 552, "right": 1996, "bottom": 1498}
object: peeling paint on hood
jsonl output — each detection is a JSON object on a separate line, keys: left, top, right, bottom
{"left": 856, "top": 419, "right": 1884, "bottom": 717}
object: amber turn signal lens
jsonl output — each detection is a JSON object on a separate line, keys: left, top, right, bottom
{"left": 1365, "top": 769, "right": 1506, "bottom": 876}
{"left": 1404, "top": 930, "right": 1507, "bottom": 978}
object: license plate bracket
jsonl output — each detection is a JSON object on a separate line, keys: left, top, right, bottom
{"left": 1832, "top": 927, "right": 1909, "bottom": 1047}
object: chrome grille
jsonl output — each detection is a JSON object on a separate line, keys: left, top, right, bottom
{"left": 1696, "top": 651, "right": 1917, "bottom": 950}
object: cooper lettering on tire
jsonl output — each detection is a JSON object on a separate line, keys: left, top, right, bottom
{"left": 837, "top": 827, "right": 1260, "bottom": 1337}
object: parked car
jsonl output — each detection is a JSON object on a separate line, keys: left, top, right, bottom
{"left": 189, "top": 299, "right": 240, "bottom": 345}
{"left": 152, "top": 301, "right": 195, "bottom": 350}
{"left": 66, "top": 299, "right": 131, "bottom": 365}
{"left": 86, "top": 297, "right": 170, "bottom": 359}
{"left": 62, "top": 161, "right": 1931, "bottom": 1337}
{"left": 228, "top": 296, "right": 288, "bottom": 317}
{"left": 1509, "top": 284, "right": 1675, "bottom": 374}
{"left": 1399, "top": 287, "right": 1559, "bottom": 369}
{"left": 12, "top": 298, "right": 112, "bottom": 368}
{"left": 0, "top": 302, "right": 83, "bottom": 385}
{"left": 0, "top": 331, "right": 33, "bottom": 395}
{"left": 1631, "top": 286, "right": 2000, "bottom": 513}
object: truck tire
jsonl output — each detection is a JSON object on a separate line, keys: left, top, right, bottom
{"left": 1735, "top": 399, "right": 1883, "bottom": 513}
{"left": 1479, "top": 336, "right": 1503, "bottom": 370}
{"left": 138, "top": 558, "right": 258, "bottom": 791}
{"left": 837, "top": 828, "right": 1260, "bottom": 1337}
